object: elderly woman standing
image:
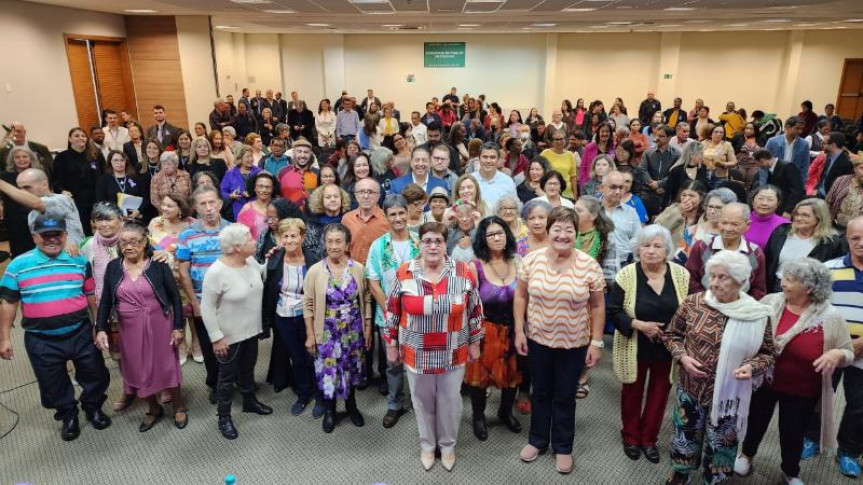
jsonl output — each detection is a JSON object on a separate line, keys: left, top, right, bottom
{"left": 95, "top": 223, "right": 186, "bottom": 432}
{"left": 764, "top": 198, "right": 846, "bottom": 292}
{"left": 201, "top": 223, "right": 273, "bottom": 440}
{"left": 609, "top": 225, "right": 690, "bottom": 464}
{"left": 150, "top": 151, "right": 192, "bottom": 210}
{"left": 514, "top": 207, "right": 606, "bottom": 474}
{"left": 465, "top": 216, "right": 523, "bottom": 441}
{"left": 693, "top": 188, "right": 737, "bottom": 244}
{"left": 662, "top": 250, "right": 775, "bottom": 485}
{"left": 735, "top": 258, "right": 854, "bottom": 485}
{"left": 826, "top": 156, "right": 863, "bottom": 227}
{"left": 517, "top": 199, "right": 551, "bottom": 257}
{"left": 385, "top": 222, "right": 484, "bottom": 471}
{"left": 303, "top": 223, "right": 371, "bottom": 433}
{"left": 494, "top": 195, "right": 527, "bottom": 247}
{"left": 220, "top": 146, "right": 261, "bottom": 220}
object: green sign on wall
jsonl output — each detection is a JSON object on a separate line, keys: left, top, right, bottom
{"left": 424, "top": 42, "right": 466, "bottom": 68}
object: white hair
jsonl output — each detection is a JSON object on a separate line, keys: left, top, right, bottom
{"left": 706, "top": 250, "right": 751, "bottom": 285}
{"left": 218, "top": 223, "right": 251, "bottom": 254}
{"left": 631, "top": 224, "right": 675, "bottom": 262}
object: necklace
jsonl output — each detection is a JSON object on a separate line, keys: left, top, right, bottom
{"left": 486, "top": 259, "right": 511, "bottom": 282}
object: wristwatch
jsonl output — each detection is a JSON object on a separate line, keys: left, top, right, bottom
{"left": 590, "top": 339, "right": 605, "bottom": 349}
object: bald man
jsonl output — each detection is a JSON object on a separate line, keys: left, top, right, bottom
{"left": 0, "top": 122, "right": 54, "bottom": 180}
{"left": 16, "top": 169, "right": 84, "bottom": 254}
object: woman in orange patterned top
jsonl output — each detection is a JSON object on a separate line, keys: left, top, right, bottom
{"left": 513, "top": 206, "right": 606, "bottom": 475}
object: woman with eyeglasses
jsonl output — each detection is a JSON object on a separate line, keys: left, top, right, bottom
{"left": 95, "top": 222, "right": 186, "bottom": 432}
{"left": 540, "top": 131, "right": 580, "bottom": 200}
{"left": 385, "top": 221, "right": 484, "bottom": 471}
{"left": 220, "top": 146, "right": 261, "bottom": 221}
{"left": 236, "top": 172, "right": 277, "bottom": 241}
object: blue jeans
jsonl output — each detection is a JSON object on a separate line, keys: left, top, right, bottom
{"left": 380, "top": 332, "right": 406, "bottom": 411}
{"left": 527, "top": 339, "right": 587, "bottom": 455}
{"left": 274, "top": 315, "right": 319, "bottom": 402}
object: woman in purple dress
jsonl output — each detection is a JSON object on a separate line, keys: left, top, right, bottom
{"left": 464, "top": 216, "right": 523, "bottom": 441}
{"left": 303, "top": 223, "right": 372, "bottom": 433}
{"left": 95, "top": 223, "right": 186, "bottom": 432}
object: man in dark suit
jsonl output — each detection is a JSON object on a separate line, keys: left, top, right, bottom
{"left": 145, "top": 104, "right": 179, "bottom": 149}
{"left": 250, "top": 89, "right": 266, "bottom": 119}
{"left": 754, "top": 149, "right": 803, "bottom": 217}
{"left": 360, "top": 89, "right": 382, "bottom": 115}
{"left": 0, "top": 122, "right": 54, "bottom": 179}
{"left": 817, "top": 132, "right": 853, "bottom": 198}
{"left": 262, "top": 90, "right": 283, "bottom": 122}
{"left": 420, "top": 102, "right": 443, "bottom": 127}
{"left": 275, "top": 92, "right": 289, "bottom": 122}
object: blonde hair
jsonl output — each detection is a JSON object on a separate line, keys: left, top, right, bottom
{"left": 278, "top": 218, "right": 306, "bottom": 237}
{"left": 453, "top": 174, "right": 486, "bottom": 216}
{"left": 307, "top": 184, "right": 350, "bottom": 215}
{"left": 5, "top": 146, "right": 42, "bottom": 172}
{"left": 791, "top": 198, "right": 837, "bottom": 244}
{"left": 189, "top": 136, "right": 212, "bottom": 165}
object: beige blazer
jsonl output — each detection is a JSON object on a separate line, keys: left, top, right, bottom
{"left": 302, "top": 259, "right": 372, "bottom": 343}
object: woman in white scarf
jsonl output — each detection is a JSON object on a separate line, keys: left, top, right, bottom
{"left": 662, "top": 250, "right": 775, "bottom": 485}
{"left": 735, "top": 258, "right": 853, "bottom": 484}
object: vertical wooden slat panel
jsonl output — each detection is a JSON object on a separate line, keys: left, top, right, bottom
{"left": 65, "top": 39, "right": 100, "bottom": 131}
{"left": 125, "top": 16, "right": 189, "bottom": 130}
{"left": 92, "top": 42, "right": 137, "bottom": 120}
{"left": 837, "top": 59, "right": 863, "bottom": 121}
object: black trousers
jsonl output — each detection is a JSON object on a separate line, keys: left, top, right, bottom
{"left": 742, "top": 385, "right": 818, "bottom": 477}
{"left": 838, "top": 366, "right": 863, "bottom": 455}
{"left": 274, "top": 315, "right": 319, "bottom": 402}
{"left": 527, "top": 339, "right": 587, "bottom": 455}
{"left": 193, "top": 317, "right": 219, "bottom": 389}
{"left": 216, "top": 337, "right": 258, "bottom": 416}
{"left": 23, "top": 323, "right": 110, "bottom": 419}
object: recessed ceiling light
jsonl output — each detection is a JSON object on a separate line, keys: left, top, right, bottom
{"left": 532, "top": 23, "right": 557, "bottom": 27}
{"left": 215, "top": 25, "right": 240, "bottom": 29}
{"left": 665, "top": 7, "right": 695, "bottom": 11}
{"left": 607, "top": 21, "right": 632, "bottom": 25}
{"left": 589, "top": 25, "right": 608, "bottom": 29}
{"left": 459, "top": 24, "right": 480, "bottom": 27}
{"left": 698, "top": 29, "right": 714, "bottom": 32}
{"left": 844, "top": 19, "right": 863, "bottom": 23}
{"left": 230, "top": 0, "right": 271, "bottom": 4}
{"left": 349, "top": 0, "right": 389, "bottom": 3}
{"left": 382, "top": 24, "right": 403, "bottom": 27}
{"left": 763, "top": 19, "right": 791, "bottom": 23}
{"left": 306, "top": 23, "right": 331, "bottom": 27}
{"left": 563, "top": 8, "right": 596, "bottom": 12}
{"left": 684, "top": 20, "right": 710, "bottom": 24}
{"left": 124, "top": 9, "right": 157, "bottom": 13}
{"left": 724, "top": 23, "right": 749, "bottom": 27}
{"left": 657, "top": 24, "right": 682, "bottom": 28}
{"left": 263, "top": 9, "right": 295, "bottom": 13}
{"left": 794, "top": 23, "right": 820, "bottom": 27}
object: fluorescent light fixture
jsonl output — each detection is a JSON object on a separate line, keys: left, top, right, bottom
{"left": 665, "top": 7, "right": 695, "bottom": 11}
{"left": 382, "top": 24, "right": 402, "bottom": 27}
{"left": 459, "top": 24, "right": 480, "bottom": 27}
{"left": 306, "top": 23, "right": 331, "bottom": 27}
{"left": 794, "top": 23, "right": 820, "bottom": 27}
{"left": 215, "top": 25, "right": 240, "bottom": 29}
{"left": 724, "top": 23, "right": 749, "bottom": 27}
{"left": 763, "top": 19, "right": 791, "bottom": 23}
{"left": 698, "top": 29, "right": 714, "bottom": 32}
{"left": 657, "top": 24, "right": 682, "bottom": 28}
{"left": 563, "top": 7, "right": 596, "bottom": 12}
{"left": 466, "top": 0, "right": 505, "bottom": 2}
{"left": 349, "top": 0, "right": 389, "bottom": 3}
{"left": 844, "top": 19, "right": 863, "bottom": 22}
{"left": 263, "top": 9, "right": 295, "bottom": 13}
{"left": 532, "top": 23, "right": 557, "bottom": 27}
{"left": 230, "top": 0, "right": 271, "bottom": 3}
{"left": 589, "top": 25, "right": 608, "bottom": 29}
{"left": 124, "top": 9, "right": 157, "bottom": 13}
{"left": 607, "top": 21, "right": 632, "bottom": 25}
{"left": 684, "top": 20, "right": 710, "bottom": 24}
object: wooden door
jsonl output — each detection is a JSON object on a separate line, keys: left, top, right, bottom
{"left": 64, "top": 36, "right": 137, "bottom": 130}
{"left": 65, "top": 39, "right": 100, "bottom": 130}
{"left": 836, "top": 59, "right": 863, "bottom": 123}
{"left": 92, "top": 42, "right": 137, "bottom": 122}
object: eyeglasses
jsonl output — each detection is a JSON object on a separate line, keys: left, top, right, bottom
{"left": 354, "top": 190, "right": 380, "bottom": 197}
{"left": 485, "top": 231, "right": 506, "bottom": 239}
{"left": 499, "top": 207, "right": 518, "bottom": 212}
{"left": 118, "top": 238, "right": 146, "bottom": 247}
{"left": 706, "top": 205, "right": 724, "bottom": 211}
{"left": 39, "top": 232, "right": 64, "bottom": 241}
{"left": 421, "top": 238, "right": 445, "bottom": 246}
{"left": 552, "top": 138, "right": 565, "bottom": 141}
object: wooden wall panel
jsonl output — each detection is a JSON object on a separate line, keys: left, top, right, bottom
{"left": 92, "top": 42, "right": 137, "bottom": 120}
{"left": 124, "top": 16, "right": 189, "bottom": 130}
{"left": 65, "top": 40, "right": 100, "bottom": 131}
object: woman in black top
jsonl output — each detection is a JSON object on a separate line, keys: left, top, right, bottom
{"left": 608, "top": 224, "right": 689, "bottom": 464}
{"left": 664, "top": 143, "right": 708, "bottom": 209}
{"left": 187, "top": 136, "right": 227, "bottom": 183}
{"left": 95, "top": 150, "right": 149, "bottom": 222}
{"left": 287, "top": 100, "right": 314, "bottom": 141}
{"left": 517, "top": 158, "right": 549, "bottom": 203}
{"left": 53, "top": 127, "right": 105, "bottom": 235}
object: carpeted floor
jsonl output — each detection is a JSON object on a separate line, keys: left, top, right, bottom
{"left": 0, "top": 329, "right": 850, "bottom": 485}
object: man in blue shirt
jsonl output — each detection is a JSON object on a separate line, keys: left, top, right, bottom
{"left": 262, "top": 138, "right": 289, "bottom": 174}
{"left": 335, "top": 98, "right": 361, "bottom": 142}
{"left": 763, "top": 116, "right": 809, "bottom": 186}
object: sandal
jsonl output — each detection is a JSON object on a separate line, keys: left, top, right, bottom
{"left": 113, "top": 394, "right": 135, "bottom": 412}
{"left": 160, "top": 391, "right": 173, "bottom": 404}
{"left": 173, "top": 410, "right": 188, "bottom": 429}
{"left": 575, "top": 382, "right": 590, "bottom": 399}
{"left": 139, "top": 407, "right": 164, "bottom": 432}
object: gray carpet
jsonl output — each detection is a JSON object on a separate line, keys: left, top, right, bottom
{"left": 0, "top": 329, "right": 849, "bottom": 485}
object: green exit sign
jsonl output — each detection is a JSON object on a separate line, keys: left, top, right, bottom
{"left": 664, "top": 73, "right": 673, "bottom": 79}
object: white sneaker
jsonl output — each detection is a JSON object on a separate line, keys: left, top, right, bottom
{"left": 784, "top": 475, "right": 804, "bottom": 485}
{"left": 734, "top": 455, "right": 753, "bottom": 477}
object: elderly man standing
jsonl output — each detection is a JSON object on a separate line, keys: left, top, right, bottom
{"left": 177, "top": 186, "right": 231, "bottom": 404}
{"left": 209, "top": 98, "right": 234, "bottom": 131}
{"left": 17, "top": 168, "right": 85, "bottom": 255}
{"left": 336, "top": 98, "right": 362, "bottom": 143}
{"left": 639, "top": 91, "right": 662, "bottom": 125}
{"left": 0, "top": 122, "right": 54, "bottom": 179}
{"left": 0, "top": 215, "right": 111, "bottom": 441}
{"left": 686, "top": 202, "right": 766, "bottom": 299}
{"left": 277, "top": 138, "right": 319, "bottom": 208}
{"left": 600, "top": 170, "right": 642, "bottom": 265}
{"left": 366, "top": 195, "right": 420, "bottom": 427}
{"left": 816, "top": 216, "right": 863, "bottom": 477}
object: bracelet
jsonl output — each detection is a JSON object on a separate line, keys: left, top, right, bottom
{"left": 590, "top": 339, "right": 604, "bottom": 348}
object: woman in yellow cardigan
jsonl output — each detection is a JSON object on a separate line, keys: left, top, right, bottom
{"left": 608, "top": 224, "right": 690, "bottom": 464}
{"left": 303, "top": 223, "right": 372, "bottom": 433}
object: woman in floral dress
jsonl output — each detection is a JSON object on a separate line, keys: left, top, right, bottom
{"left": 303, "top": 223, "right": 372, "bottom": 433}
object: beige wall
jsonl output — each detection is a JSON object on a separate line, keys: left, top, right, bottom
{"left": 217, "top": 30, "right": 863, "bottom": 123}
{"left": 175, "top": 16, "right": 218, "bottom": 129}
{"left": 0, "top": 0, "right": 125, "bottom": 150}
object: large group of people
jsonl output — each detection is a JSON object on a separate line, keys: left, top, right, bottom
{"left": 1, "top": 88, "right": 863, "bottom": 485}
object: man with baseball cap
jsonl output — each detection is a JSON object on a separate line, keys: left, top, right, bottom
{"left": 0, "top": 214, "right": 111, "bottom": 441}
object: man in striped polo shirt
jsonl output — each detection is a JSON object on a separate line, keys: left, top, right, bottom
{"left": 0, "top": 215, "right": 111, "bottom": 441}
{"left": 819, "top": 216, "right": 863, "bottom": 477}
{"left": 177, "top": 186, "right": 230, "bottom": 404}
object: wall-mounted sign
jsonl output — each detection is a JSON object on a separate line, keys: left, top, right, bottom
{"left": 424, "top": 42, "right": 466, "bottom": 68}
{"left": 407, "top": 73, "right": 415, "bottom": 83}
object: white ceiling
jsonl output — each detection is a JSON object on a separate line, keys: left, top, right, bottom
{"left": 24, "top": 0, "right": 863, "bottom": 33}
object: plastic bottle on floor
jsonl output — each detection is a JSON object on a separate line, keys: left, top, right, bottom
{"left": 225, "top": 475, "right": 236, "bottom": 485}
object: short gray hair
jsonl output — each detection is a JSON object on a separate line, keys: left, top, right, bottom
{"left": 781, "top": 258, "right": 833, "bottom": 304}
{"left": 91, "top": 202, "right": 123, "bottom": 221}
{"left": 159, "top": 150, "right": 179, "bottom": 169}
{"left": 218, "top": 223, "right": 251, "bottom": 254}
{"left": 521, "top": 198, "right": 552, "bottom": 220}
{"left": 631, "top": 224, "right": 675, "bottom": 262}
{"left": 222, "top": 126, "right": 236, "bottom": 137}
{"left": 705, "top": 187, "right": 737, "bottom": 206}
{"left": 493, "top": 194, "right": 523, "bottom": 216}
{"left": 383, "top": 194, "right": 408, "bottom": 213}
{"left": 706, "top": 250, "right": 752, "bottom": 286}
{"left": 723, "top": 202, "right": 751, "bottom": 223}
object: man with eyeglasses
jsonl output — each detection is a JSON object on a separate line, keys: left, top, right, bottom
{"left": 430, "top": 145, "right": 458, "bottom": 193}
{"left": 600, "top": 170, "right": 642, "bottom": 265}
{"left": 0, "top": 215, "right": 111, "bottom": 441}
{"left": 342, "top": 178, "right": 388, "bottom": 266}
{"left": 817, "top": 216, "right": 863, "bottom": 477}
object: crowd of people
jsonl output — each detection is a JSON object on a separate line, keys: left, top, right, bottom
{"left": 1, "top": 87, "right": 863, "bottom": 485}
